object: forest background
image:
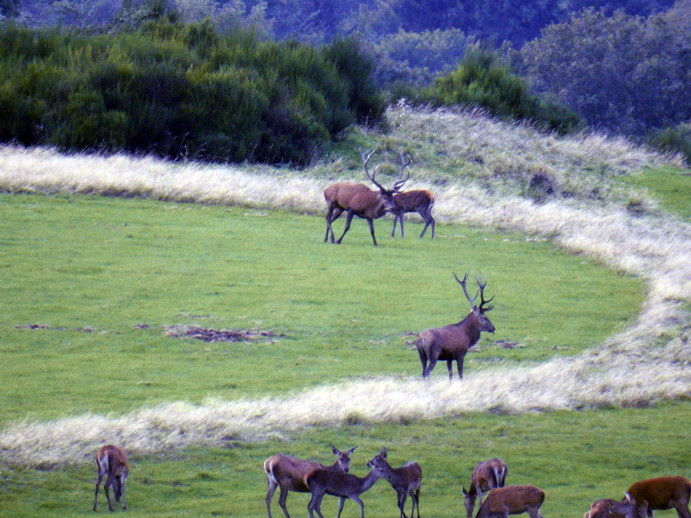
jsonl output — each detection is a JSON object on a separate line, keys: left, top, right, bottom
{"left": 0, "top": 0, "right": 689, "bottom": 165}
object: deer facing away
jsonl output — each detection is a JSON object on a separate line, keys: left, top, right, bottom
{"left": 93, "top": 444, "right": 129, "bottom": 512}
{"left": 263, "top": 446, "right": 357, "bottom": 518}
{"left": 323, "top": 149, "right": 409, "bottom": 246}
{"left": 368, "top": 448, "right": 422, "bottom": 518}
{"left": 462, "top": 457, "right": 508, "bottom": 518}
{"left": 415, "top": 273, "right": 495, "bottom": 380}
{"left": 609, "top": 476, "right": 691, "bottom": 518}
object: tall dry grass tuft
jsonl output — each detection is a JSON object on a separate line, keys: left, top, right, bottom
{"left": 0, "top": 106, "right": 688, "bottom": 467}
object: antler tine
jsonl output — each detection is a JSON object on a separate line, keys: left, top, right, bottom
{"left": 362, "top": 148, "right": 386, "bottom": 191}
{"left": 476, "top": 276, "right": 495, "bottom": 312}
{"left": 392, "top": 151, "right": 412, "bottom": 191}
{"left": 453, "top": 272, "right": 478, "bottom": 308}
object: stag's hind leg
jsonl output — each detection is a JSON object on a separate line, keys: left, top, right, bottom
{"left": 325, "top": 206, "right": 343, "bottom": 243}
{"left": 335, "top": 211, "right": 355, "bottom": 244}
{"left": 417, "top": 205, "right": 435, "bottom": 238}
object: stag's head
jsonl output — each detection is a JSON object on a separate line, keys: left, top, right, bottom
{"left": 367, "top": 448, "right": 392, "bottom": 480}
{"left": 362, "top": 149, "right": 411, "bottom": 214}
{"left": 454, "top": 272, "right": 496, "bottom": 333}
{"left": 331, "top": 445, "right": 357, "bottom": 473}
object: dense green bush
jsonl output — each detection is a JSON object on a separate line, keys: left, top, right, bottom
{"left": 648, "top": 123, "right": 691, "bottom": 164}
{"left": 0, "top": 20, "right": 384, "bottom": 165}
{"left": 421, "top": 45, "right": 582, "bottom": 133}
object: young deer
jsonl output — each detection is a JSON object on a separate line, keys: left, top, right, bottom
{"left": 415, "top": 273, "right": 495, "bottom": 380}
{"left": 462, "top": 457, "right": 508, "bottom": 518}
{"left": 93, "top": 444, "right": 129, "bottom": 512}
{"left": 583, "top": 498, "right": 627, "bottom": 518}
{"left": 305, "top": 461, "right": 382, "bottom": 518}
{"left": 474, "top": 485, "right": 545, "bottom": 518}
{"left": 263, "top": 446, "right": 357, "bottom": 518}
{"left": 609, "top": 476, "right": 691, "bottom": 518}
{"left": 323, "top": 150, "right": 409, "bottom": 246}
{"left": 368, "top": 448, "right": 422, "bottom": 518}
{"left": 391, "top": 189, "right": 435, "bottom": 239}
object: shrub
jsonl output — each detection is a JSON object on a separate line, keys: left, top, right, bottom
{"left": 648, "top": 123, "right": 691, "bottom": 164}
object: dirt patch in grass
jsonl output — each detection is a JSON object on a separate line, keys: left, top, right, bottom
{"left": 164, "top": 325, "right": 286, "bottom": 343}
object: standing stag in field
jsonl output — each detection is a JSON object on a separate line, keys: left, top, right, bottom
{"left": 93, "top": 444, "right": 129, "bottom": 512}
{"left": 462, "top": 457, "right": 508, "bottom": 518}
{"left": 368, "top": 448, "right": 422, "bottom": 518}
{"left": 306, "top": 459, "right": 382, "bottom": 518}
{"left": 609, "top": 476, "right": 691, "bottom": 518}
{"left": 323, "top": 149, "right": 409, "bottom": 246}
{"left": 474, "top": 485, "right": 545, "bottom": 518}
{"left": 415, "top": 273, "right": 495, "bottom": 380}
{"left": 263, "top": 446, "right": 357, "bottom": 518}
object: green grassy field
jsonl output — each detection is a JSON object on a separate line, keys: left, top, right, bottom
{"left": 0, "top": 191, "right": 687, "bottom": 517}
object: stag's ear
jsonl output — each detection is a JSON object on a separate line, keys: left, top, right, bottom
{"left": 379, "top": 448, "right": 387, "bottom": 458}
{"left": 348, "top": 446, "right": 359, "bottom": 454}
{"left": 331, "top": 446, "right": 340, "bottom": 455}
{"left": 624, "top": 492, "right": 633, "bottom": 503}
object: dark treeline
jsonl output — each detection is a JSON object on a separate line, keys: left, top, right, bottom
{"left": 1, "top": 0, "right": 688, "bottom": 162}
{"left": 0, "top": 21, "right": 383, "bottom": 164}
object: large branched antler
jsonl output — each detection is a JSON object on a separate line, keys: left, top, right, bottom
{"left": 453, "top": 272, "right": 494, "bottom": 312}
{"left": 362, "top": 148, "right": 386, "bottom": 191}
{"left": 392, "top": 151, "right": 412, "bottom": 192}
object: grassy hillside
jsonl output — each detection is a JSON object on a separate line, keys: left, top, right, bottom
{"left": 0, "top": 105, "right": 688, "bottom": 516}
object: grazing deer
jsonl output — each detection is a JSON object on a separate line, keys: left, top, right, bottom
{"left": 93, "top": 444, "right": 129, "bottom": 512}
{"left": 474, "top": 485, "right": 545, "bottom": 518}
{"left": 323, "top": 149, "right": 409, "bottom": 246}
{"left": 264, "top": 446, "right": 357, "bottom": 518}
{"left": 368, "top": 448, "right": 422, "bottom": 518}
{"left": 583, "top": 498, "right": 626, "bottom": 518}
{"left": 306, "top": 460, "right": 382, "bottom": 518}
{"left": 415, "top": 273, "right": 495, "bottom": 380}
{"left": 391, "top": 189, "right": 436, "bottom": 239}
{"left": 609, "top": 476, "right": 691, "bottom": 518}
{"left": 462, "top": 458, "right": 508, "bottom": 518}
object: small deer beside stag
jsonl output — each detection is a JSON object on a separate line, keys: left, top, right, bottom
{"left": 609, "top": 476, "right": 691, "bottom": 518}
{"left": 368, "top": 448, "right": 422, "bottom": 518}
{"left": 583, "top": 498, "right": 627, "bottom": 518}
{"left": 415, "top": 273, "right": 495, "bottom": 380}
{"left": 391, "top": 188, "right": 436, "bottom": 239}
{"left": 306, "top": 457, "right": 382, "bottom": 518}
{"left": 93, "top": 444, "right": 129, "bottom": 512}
{"left": 323, "top": 149, "right": 410, "bottom": 246}
{"left": 263, "top": 446, "right": 357, "bottom": 518}
{"left": 474, "top": 484, "right": 545, "bottom": 518}
{"left": 462, "top": 457, "right": 508, "bottom": 518}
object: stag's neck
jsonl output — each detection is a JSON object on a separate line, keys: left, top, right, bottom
{"left": 361, "top": 470, "right": 381, "bottom": 492}
{"left": 457, "top": 314, "right": 482, "bottom": 346}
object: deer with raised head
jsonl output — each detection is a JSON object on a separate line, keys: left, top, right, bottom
{"left": 582, "top": 498, "right": 626, "bottom": 518}
{"left": 474, "top": 485, "right": 545, "bottom": 518}
{"left": 609, "top": 476, "right": 691, "bottom": 518}
{"left": 368, "top": 448, "right": 422, "bottom": 518}
{"left": 306, "top": 460, "right": 382, "bottom": 518}
{"left": 323, "top": 149, "right": 409, "bottom": 246}
{"left": 93, "top": 444, "right": 129, "bottom": 512}
{"left": 263, "top": 446, "right": 357, "bottom": 518}
{"left": 415, "top": 273, "right": 495, "bottom": 380}
{"left": 462, "top": 458, "right": 508, "bottom": 518}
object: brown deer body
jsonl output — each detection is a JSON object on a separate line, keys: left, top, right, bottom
{"left": 609, "top": 476, "right": 691, "bottom": 518}
{"left": 415, "top": 273, "right": 495, "bottom": 380}
{"left": 391, "top": 189, "right": 435, "bottom": 239}
{"left": 306, "top": 463, "right": 381, "bottom": 518}
{"left": 324, "top": 150, "right": 409, "bottom": 246}
{"left": 263, "top": 446, "right": 357, "bottom": 518}
{"left": 474, "top": 485, "right": 545, "bottom": 518}
{"left": 583, "top": 498, "right": 626, "bottom": 518}
{"left": 93, "top": 444, "right": 129, "bottom": 512}
{"left": 463, "top": 458, "right": 508, "bottom": 518}
{"left": 368, "top": 448, "right": 422, "bottom": 518}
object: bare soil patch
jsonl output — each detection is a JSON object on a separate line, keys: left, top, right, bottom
{"left": 165, "top": 325, "right": 285, "bottom": 343}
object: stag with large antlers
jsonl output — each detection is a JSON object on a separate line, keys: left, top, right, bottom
{"left": 323, "top": 149, "right": 409, "bottom": 246}
{"left": 263, "top": 446, "right": 357, "bottom": 518}
{"left": 414, "top": 273, "right": 495, "bottom": 380}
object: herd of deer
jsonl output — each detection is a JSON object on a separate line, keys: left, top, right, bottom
{"left": 90, "top": 149, "right": 688, "bottom": 516}
{"left": 92, "top": 443, "right": 690, "bottom": 517}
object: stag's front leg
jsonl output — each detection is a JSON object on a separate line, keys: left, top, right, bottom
{"left": 336, "top": 211, "right": 355, "bottom": 244}
{"left": 366, "top": 217, "right": 378, "bottom": 246}
{"left": 456, "top": 353, "right": 465, "bottom": 380}
{"left": 446, "top": 360, "right": 454, "bottom": 381}
{"left": 336, "top": 497, "right": 346, "bottom": 518}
